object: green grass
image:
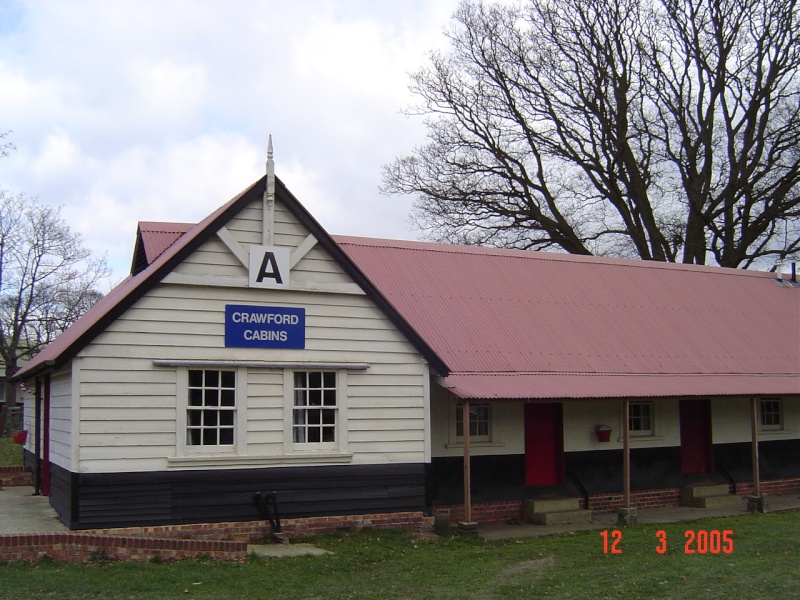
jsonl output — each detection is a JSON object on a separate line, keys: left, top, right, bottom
{"left": 1, "top": 510, "right": 798, "bottom": 599}
{"left": 0, "top": 435, "right": 23, "bottom": 467}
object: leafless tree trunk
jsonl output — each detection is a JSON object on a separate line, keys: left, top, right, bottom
{"left": 382, "top": 0, "right": 800, "bottom": 268}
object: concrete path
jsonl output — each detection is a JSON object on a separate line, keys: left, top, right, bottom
{"left": 479, "top": 493, "right": 800, "bottom": 541}
{"left": 248, "top": 543, "right": 332, "bottom": 557}
{"left": 0, "top": 486, "right": 68, "bottom": 534}
{"left": 2, "top": 483, "right": 798, "bottom": 545}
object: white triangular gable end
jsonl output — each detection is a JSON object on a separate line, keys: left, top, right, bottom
{"left": 162, "top": 196, "right": 364, "bottom": 297}
{"left": 12, "top": 163, "right": 447, "bottom": 507}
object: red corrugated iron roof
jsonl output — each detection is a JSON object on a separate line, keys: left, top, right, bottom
{"left": 13, "top": 178, "right": 447, "bottom": 381}
{"left": 13, "top": 182, "right": 257, "bottom": 381}
{"left": 334, "top": 236, "right": 800, "bottom": 400}
{"left": 138, "top": 221, "right": 194, "bottom": 264}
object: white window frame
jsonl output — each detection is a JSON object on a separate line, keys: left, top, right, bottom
{"left": 176, "top": 366, "right": 247, "bottom": 456}
{"left": 759, "top": 398, "right": 784, "bottom": 432}
{"left": 447, "top": 400, "right": 498, "bottom": 447}
{"left": 628, "top": 400, "right": 655, "bottom": 437}
{"left": 284, "top": 369, "right": 348, "bottom": 454}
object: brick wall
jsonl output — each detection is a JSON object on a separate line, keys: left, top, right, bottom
{"left": 431, "top": 476, "right": 800, "bottom": 524}
{"left": 0, "top": 466, "right": 32, "bottom": 487}
{"left": 584, "top": 488, "right": 683, "bottom": 513}
{"left": 87, "top": 512, "right": 434, "bottom": 542}
{"left": 0, "top": 511, "right": 434, "bottom": 563}
{"left": 434, "top": 501, "right": 524, "bottom": 524}
{"left": 0, "top": 532, "right": 247, "bottom": 563}
{"left": 735, "top": 477, "right": 800, "bottom": 497}
{"left": 280, "top": 512, "right": 434, "bottom": 537}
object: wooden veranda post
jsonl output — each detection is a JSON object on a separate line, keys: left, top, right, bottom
{"left": 750, "top": 397, "right": 761, "bottom": 497}
{"left": 463, "top": 399, "right": 472, "bottom": 522}
{"left": 622, "top": 398, "right": 631, "bottom": 508}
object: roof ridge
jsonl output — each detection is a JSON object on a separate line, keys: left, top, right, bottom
{"left": 333, "top": 235, "right": 773, "bottom": 278}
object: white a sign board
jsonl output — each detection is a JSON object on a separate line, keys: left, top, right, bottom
{"left": 249, "top": 246, "right": 290, "bottom": 289}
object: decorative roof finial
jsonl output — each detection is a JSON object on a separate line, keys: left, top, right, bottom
{"left": 264, "top": 134, "right": 275, "bottom": 245}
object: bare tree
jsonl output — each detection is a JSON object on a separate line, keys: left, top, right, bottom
{"left": 0, "top": 191, "right": 108, "bottom": 435}
{"left": 382, "top": 0, "right": 800, "bottom": 267}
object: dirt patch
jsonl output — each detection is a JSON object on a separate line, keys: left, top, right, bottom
{"left": 501, "top": 555, "right": 555, "bottom": 576}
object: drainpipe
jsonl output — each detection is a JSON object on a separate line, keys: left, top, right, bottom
{"left": 462, "top": 399, "right": 472, "bottom": 523}
{"left": 748, "top": 397, "right": 767, "bottom": 512}
{"left": 42, "top": 374, "right": 51, "bottom": 496}
{"left": 617, "top": 398, "right": 637, "bottom": 526}
{"left": 622, "top": 398, "right": 631, "bottom": 507}
{"left": 34, "top": 378, "right": 42, "bottom": 496}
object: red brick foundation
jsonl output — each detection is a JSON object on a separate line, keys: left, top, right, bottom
{"left": 434, "top": 501, "right": 523, "bottom": 524}
{"left": 0, "top": 466, "right": 33, "bottom": 488}
{"left": 432, "top": 476, "right": 800, "bottom": 524}
{"left": 0, "top": 511, "right": 434, "bottom": 563}
{"left": 583, "top": 487, "right": 683, "bottom": 512}
{"left": 87, "top": 511, "right": 434, "bottom": 542}
{"left": 736, "top": 477, "right": 800, "bottom": 497}
{"left": 0, "top": 532, "right": 247, "bottom": 563}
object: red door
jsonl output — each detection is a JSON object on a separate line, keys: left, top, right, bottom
{"left": 525, "top": 403, "right": 564, "bottom": 486}
{"left": 680, "top": 399, "right": 713, "bottom": 475}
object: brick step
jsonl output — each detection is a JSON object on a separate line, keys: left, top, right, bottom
{"left": 523, "top": 497, "right": 581, "bottom": 515}
{"left": 529, "top": 509, "right": 593, "bottom": 525}
{"left": 680, "top": 484, "right": 731, "bottom": 506}
{"left": 691, "top": 494, "right": 744, "bottom": 509}
{"left": 522, "top": 497, "right": 591, "bottom": 525}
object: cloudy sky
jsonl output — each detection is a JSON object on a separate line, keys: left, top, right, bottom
{"left": 0, "top": 0, "right": 462, "bottom": 284}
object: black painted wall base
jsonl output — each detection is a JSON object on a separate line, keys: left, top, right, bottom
{"left": 32, "top": 438, "right": 800, "bottom": 529}
{"left": 428, "top": 439, "right": 800, "bottom": 505}
{"left": 46, "top": 462, "right": 427, "bottom": 530}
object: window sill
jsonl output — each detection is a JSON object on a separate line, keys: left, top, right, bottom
{"left": 616, "top": 435, "right": 665, "bottom": 443}
{"left": 168, "top": 452, "right": 353, "bottom": 470}
{"left": 445, "top": 441, "right": 504, "bottom": 449}
{"left": 758, "top": 429, "right": 792, "bottom": 437}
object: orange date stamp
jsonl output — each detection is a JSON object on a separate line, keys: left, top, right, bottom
{"left": 601, "top": 529, "right": 734, "bottom": 554}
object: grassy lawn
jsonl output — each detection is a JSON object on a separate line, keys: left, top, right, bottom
{"left": 1, "top": 510, "right": 798, "bottom": 599}
{"left": 0, "top": 435, "right": 23, "bottom": 467}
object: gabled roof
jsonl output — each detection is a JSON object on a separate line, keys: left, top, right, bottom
{"left": 334, "top": 236, "right": 800, "bottom": 400}
{"left": 131, "top": 222, "right": 194, "bottom": 274}
{"left": 12, "top": 177, "right": 448, "bottom": 381}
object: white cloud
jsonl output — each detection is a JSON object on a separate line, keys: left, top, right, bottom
{"left": 0, "top": 0, "right": 461, "bottom": 281}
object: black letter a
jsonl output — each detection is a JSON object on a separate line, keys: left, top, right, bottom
{"left": 256, "top": 252, "right": 283, "bottom": 284}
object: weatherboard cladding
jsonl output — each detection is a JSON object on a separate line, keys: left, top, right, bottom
{"left": 333, "top": 236, "right": 800, "bottom": 399}
{"left": 12, "top": 177, "right": 447, "bottom": 382}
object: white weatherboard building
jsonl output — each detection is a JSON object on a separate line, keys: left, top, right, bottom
{"left": 13, "top": 149, "right": 800, "bottom": 530}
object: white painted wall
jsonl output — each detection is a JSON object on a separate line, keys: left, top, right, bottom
{"left": 712, "top": 396, "right": 800, "bottom": 444}
{"left": 20, "top": 388, "right": 34, "bottom": 454}
{"left": 431, "top": 383, "right": 800, "bottom": 458}
{"left": 48, "top": 370, "right": 73, "bottom": 470}
{"left": 17, "top": 371, "right": 72, "bottom": 471}
{"left": 72, "top": 196, "right": 430, "bottom": 473}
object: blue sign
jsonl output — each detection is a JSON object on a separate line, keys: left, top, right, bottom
{"left": 225, "top": 305, "right": 305, "bottom": 349}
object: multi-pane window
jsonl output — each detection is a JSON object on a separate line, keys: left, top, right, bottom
{"left": 293, "top": 371, "right": 337, "bottom": 444}
{"left": 187, "top": 369, "right": 236, "bottom": 446}
{"left": 456, "top": 403, "right": 491, "bottom": 440}
{"left": 760, "top": 398, "right": 783, "bottom": 431}
{"left": 628, "top": 401, "right": 654, "bottom": 436}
